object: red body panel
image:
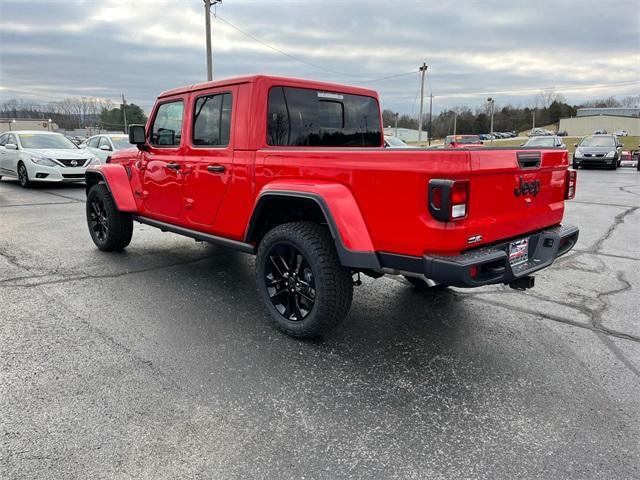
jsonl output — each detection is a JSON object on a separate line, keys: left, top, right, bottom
{"left": 102, "top": 75, "right": 573, "bottom": 260}
{"left": 86, "top": 163, "right": 137, "bottom": 212}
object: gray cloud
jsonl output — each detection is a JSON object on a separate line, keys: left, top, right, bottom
{"left": 0, "top": 0, "right": 638, "bottom": 113}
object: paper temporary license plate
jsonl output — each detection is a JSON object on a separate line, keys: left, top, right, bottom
{"left": 509, "top": 238, "right": 529, "bottom": 267}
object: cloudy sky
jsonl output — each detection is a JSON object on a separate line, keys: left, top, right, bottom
{"left": 0, "top": 0, "right": 638, "bottom": 113}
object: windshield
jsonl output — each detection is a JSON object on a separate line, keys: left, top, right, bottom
{"left": 385, "top": 136, "right": 407, "bottom": 147}
{"left": 19, "top": 133, "right": 78, "bottom": 149}
{"left": 580, "top": 136, "right": 615, "bottom": 147}
{"left": 446, "top": 135, "right": 481, "bottom": 144}
{"left": 110, "top": 136, "right": 132, "bottom": 149}
{"left": 525, "top": 137, "right": 556, "bottom": 147}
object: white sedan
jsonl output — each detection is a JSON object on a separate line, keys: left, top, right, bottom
{"left": 0, "top": 131, "right": 99, "bottom": 187}
{"left": 81, "top": 134, "right": 134, "bottom": 163}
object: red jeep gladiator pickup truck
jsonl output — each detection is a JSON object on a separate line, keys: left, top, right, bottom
{"left": 85, "top": 75, "right": 578, "bottom": 338}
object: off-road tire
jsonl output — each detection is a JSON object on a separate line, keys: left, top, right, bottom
{"left": 17, "top": 162, "right": 30, "bottom": 188}
{"left": 86, "top": 183, "right": 133, "bottom": 251}
{"left": 404, "top": 275, "right": 448, "bottom": 291}
{"left": 256, "top": 221, "right": 353, "bottom": 338}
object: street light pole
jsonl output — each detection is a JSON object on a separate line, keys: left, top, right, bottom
{"left": 487, "top": 97, "right": 495, "bottom": 143}
{"left": 453, "top": 112, "right": 457, "bottom": 136}
{"left": 417, "top": 63, "right": 427, "bottom": 144}
{"left": 394, "top": 112, "right": 399, "bottom": 137}
{"left": 428, "top": 93, "right": 433, "bottom": 146}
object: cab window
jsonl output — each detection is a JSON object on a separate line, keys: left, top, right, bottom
{"left": 150, "top": 101, "right": 184, "bottom": 147}
{"left": 192, "top": 92, "right": 232, "bottom": 147}
{"left": 267, "top": 86, "right": 381, "bottom": 147}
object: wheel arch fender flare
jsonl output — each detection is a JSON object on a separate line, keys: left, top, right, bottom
{"left": 85, "top": 165, "right": 137, "bottom": 212}
{"left": 246, "top": 183, "right": 380, "bottom": 269}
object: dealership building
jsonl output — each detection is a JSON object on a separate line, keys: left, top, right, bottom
{"left": 559, "top": 107, "right": 640, "bottom": 136}
{"left": 0, "top": 118, "right": 59, "bottom": 134}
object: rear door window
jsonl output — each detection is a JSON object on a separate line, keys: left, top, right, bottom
{"left": 150, "top": 101, "right": 184, "bottom": 147}
{"left": 192, "top": 92, "right": 232, "bottom": 147}
{"left": 267, "top": 86, "right": 381, "bottom": 147}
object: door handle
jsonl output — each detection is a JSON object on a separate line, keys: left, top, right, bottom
{"left": 165, "top": 163, "right": 180, "bottom": 170}
{"left": 207, "top": 165, "right": 225, "bottom": 173}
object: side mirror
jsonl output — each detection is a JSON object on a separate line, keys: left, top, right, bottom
{"left": 99, "top": 144, "right": 112, "bottom": 151}
{"left": 78, "top": 144, "right": 86, "bottom": 149}
{"left": 520, "top": 143, "right": 525, "bottom": 146}
{"left": 573, "top": 143, "right": 578, "bottom": 148}
{"left": 5, "top": 143, "right": 18, "bottom": 150}
{"left": 129, "top": 124, "right": 146, "bottom": 146}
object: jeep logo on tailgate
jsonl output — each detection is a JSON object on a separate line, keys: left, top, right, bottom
{"left": 514, "top": 176, "right": 540, "bottom": 197}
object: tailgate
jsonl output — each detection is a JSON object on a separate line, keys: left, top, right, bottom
{"left": 466, "top": 148, "right": 568, "bottom": 246}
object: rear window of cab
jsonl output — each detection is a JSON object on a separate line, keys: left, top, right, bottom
{"left": 267, "top": 86, "right": 381, "bottom": 147}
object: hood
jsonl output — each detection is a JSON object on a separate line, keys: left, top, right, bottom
{"left": 22, "top": 148, "right": 93, "bottom": 160}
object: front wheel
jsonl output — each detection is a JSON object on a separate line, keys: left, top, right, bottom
{"left": 17, "top": 162, "right": 31, "bottom": 188}
{"left": 86, "top": 183, "right": 133, "bottom": 251}
{"left": 256, "top": 222, "right": 353, "bottom": 338}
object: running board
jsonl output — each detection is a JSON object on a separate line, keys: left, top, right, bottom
{"left": 133, "top": 216, "right": 255, "bottom": 254}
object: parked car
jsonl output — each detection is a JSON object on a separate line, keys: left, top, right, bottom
{"left": 0, "top": 131, "right": 98, "bottom": 187}
{"left": 613, "top": 130, "right": 628, "bottom": 137}
{"left": 82, "top": 134, "right": 134, "bottom": 162}
{"left": 444, "top": 134, "right": 484, "bottom": 147}
{"left": 528, "top": 128, "right": 553, "bottom": 137}
{"left": 85, "top": 75, "right": 579, "bottom": 339}
{"left": 521, "top": 136, "right": 566, "bottom": 149}
{"left": 573, "top": 134, "right": 623, "bottom": 169}
{"left": 557, "top": 130, "right": 568, "bottom": 137}
{"left": 593, "top": 129, "right": 607, "bottom": 134}
{"left": 383, "top": 135, "right": 410, "bottom": 148}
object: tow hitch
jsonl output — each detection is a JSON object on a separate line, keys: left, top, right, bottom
{"left": 509, "top": 276, "right": 535, "bottom": 291}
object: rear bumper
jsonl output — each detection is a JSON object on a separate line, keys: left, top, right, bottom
{"left": 379, "top": 224, "right": 579, "bottom": 288}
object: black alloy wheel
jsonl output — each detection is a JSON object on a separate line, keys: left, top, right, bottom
{"left": 264, "top": 242, "right": 316, "bottom": 322}
{"left": 256, "top": 222, "right": 353, "bottom": 338}
{"left": 85, "top": 183, "right": 133, "bottom": 251}
{"left": 88, "top": 196, "right": 109, "bottom": 243}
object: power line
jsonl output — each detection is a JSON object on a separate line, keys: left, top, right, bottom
{"left": 212, "top": 13, "right": 416, "bottom": 85}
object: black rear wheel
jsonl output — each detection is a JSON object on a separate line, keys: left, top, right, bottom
{"left": 86, "top": 183, "right": 133, "bottom": 251}
{"left": 256, "top": 222, "right": 353, "bottom": 338}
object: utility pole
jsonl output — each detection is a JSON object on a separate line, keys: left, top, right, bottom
{"left": 532, "top": 110, "right": 536, "bottom": 130}
{"left": 394, "top": 112, "right": 399, "bottom": 137}
{"left": 122, "top": 93, "right": 128, "bottom": 133}
{"left": 453, "top": 111, "right": 457, "bottom": 136}
{"left": 417, "top": 63, "right": 427, "bottom": 144}
{"left": 204, "top": 0, "right": 222, "bottom": 81}
{"left": 428, "top": 93, "right": 433, "bottom": 146}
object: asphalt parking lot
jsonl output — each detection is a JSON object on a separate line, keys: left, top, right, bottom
{"left": 1, "top": 167, "right": 639, "bottom": 479}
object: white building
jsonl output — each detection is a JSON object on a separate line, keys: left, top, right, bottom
{"left": 0, "top": 118, "right": 58, "bottom": 133}
{"left": 558, "top": 115, "right": 640, "bottom": 136}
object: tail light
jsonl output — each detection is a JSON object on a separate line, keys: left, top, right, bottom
{"left": 428, "top": 179, "right": 469, "bottom": 221}
{"left": 565, "top": 170, "right": 576, "bottom": 199}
